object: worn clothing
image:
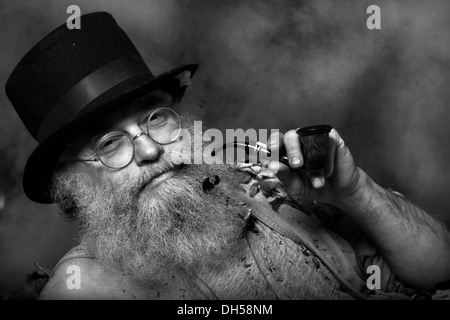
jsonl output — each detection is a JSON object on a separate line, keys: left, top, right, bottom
{"left": 45, "top": 165, "right": 432, "bottom": 300}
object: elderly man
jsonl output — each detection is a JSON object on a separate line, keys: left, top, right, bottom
{"left": 5, "top": 12, "right": 450, "bottom": 300}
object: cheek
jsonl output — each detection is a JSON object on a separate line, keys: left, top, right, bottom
{"left": 162, "top": 140, "right": 197, "bottom": 164}
{"left": 73, "top": 161, "right": 125, "bottom": 189}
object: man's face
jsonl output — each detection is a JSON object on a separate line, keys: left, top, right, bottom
{"left": 59, "top": 90, "right": 181, "bottom": 187}
{"left": 52, "top": 90, "right": 248, "bottom": 283}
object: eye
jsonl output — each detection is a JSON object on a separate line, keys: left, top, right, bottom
{"left": 98, "top": 133, "right": 127, "bottom": 155}
{"left": 146, "top": 109, "right": 170, "bottom": 128}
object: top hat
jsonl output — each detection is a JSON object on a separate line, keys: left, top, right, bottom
{"left": 5, "top": 12, "right": 198, "bottom": 204}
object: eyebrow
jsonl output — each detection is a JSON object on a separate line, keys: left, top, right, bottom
{"left": 86, "top": 92, "right": 173, "bottom": 147}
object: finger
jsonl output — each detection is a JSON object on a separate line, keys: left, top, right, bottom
{"left": 267, "top": 131, "right": 283, "bottom": 152}
{"left": 283, "top": 130, "right": 303, "bottom": 169}
{"left": 324, "top": 129, "right": 339, "bottom": 178}
{"left": 310, "top": 170, "right": 326, "bottom": 189}
{"left": 263, "top": 131, "right": 284, "bottom": 166}
{"left": 267, "top": 161, "right": 308, "bottom": 196}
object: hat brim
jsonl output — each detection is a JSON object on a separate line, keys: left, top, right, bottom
{"left": 23, "top": 63, "right": 198, "bottom": 203}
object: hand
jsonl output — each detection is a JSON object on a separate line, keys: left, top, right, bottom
{"left": 266, "top": 128, "right": 364, "bottom": 204}
{"left": 267, "top": 129, "right": 450, "bottom": 291}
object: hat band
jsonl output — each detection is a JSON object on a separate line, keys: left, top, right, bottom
{"left": 36, "top": 55, "right": 151, "bottom": 142}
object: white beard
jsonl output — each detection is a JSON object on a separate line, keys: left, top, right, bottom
{"left": 52, "top": 160, "right": 249, "bottom": 284}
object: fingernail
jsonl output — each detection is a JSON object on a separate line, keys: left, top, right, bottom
{"left": 312, "top": 177, "right": 325, "bottom": 188}
{"left": 291, "top": 156, "right": 302, "bottom": 166}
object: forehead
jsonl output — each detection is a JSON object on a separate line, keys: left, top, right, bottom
{"left": 94, "top": 89, "right": 171, "bottom": 131}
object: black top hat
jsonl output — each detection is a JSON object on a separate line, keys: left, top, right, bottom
{"left": 5, "top": 12, "right": 198, "bottom": 204}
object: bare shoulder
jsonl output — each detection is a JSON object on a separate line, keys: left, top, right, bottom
{"left": 38, "top": 256, "right": 193, "bottom": 300}
{"left": 38, "top": 257, "right": 154, "bottom": 300}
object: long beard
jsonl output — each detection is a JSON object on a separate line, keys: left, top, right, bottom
{"left": 52, "top": 154, "right": 249, "bottom": 284}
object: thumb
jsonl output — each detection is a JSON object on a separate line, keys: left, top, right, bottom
{"left": 267, "top": 160, "right": 311, "bottom": 197}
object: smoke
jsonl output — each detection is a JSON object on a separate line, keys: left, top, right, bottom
{"left": 1, "top": 0, "right": 450, "bottom": 294}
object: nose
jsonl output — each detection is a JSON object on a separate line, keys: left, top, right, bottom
{"left": 133, "top": 132, "right": 163, "bottom": 165}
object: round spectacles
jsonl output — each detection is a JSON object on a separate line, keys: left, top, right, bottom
{"left": 82, "top": 107, "right": 181, "bottom": 169}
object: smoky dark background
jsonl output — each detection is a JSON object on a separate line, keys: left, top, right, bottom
{"left": 1, "top": 0, "right": 450, "bottom": 297}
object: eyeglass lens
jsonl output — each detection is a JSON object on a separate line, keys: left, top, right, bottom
{"left": 146, "top": 108, "right": 181, "bottom": 144}
{"left": 97, "top": 108, "right": 181, "bottom": 168}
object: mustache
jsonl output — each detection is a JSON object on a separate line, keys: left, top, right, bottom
{"left": 131, "top": 157, "right": 187, "bottom": 197}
